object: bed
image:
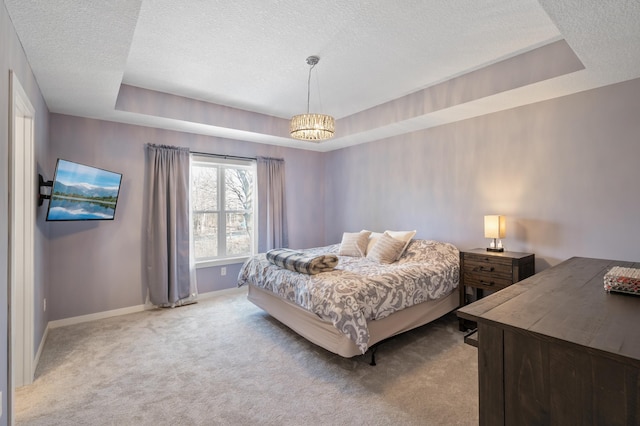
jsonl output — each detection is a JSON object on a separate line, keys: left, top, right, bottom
{"left": 237, "top": 237, "right": 460, "bottom": 358}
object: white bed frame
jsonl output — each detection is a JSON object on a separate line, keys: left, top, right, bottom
{"left": 247, "top": 283, "right": 459, "bottom": 358}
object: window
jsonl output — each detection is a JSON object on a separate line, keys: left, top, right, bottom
{"left": 191, "top": 156, "right": 257, "bottom": 267}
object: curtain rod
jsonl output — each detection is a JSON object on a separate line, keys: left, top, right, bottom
{"left": 190, "top": 151, "right": 257, "bottom": 161}
{"left": 190, "top": 151, "right": 283, "bottom": 162}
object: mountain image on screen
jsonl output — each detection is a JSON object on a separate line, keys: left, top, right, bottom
{"left": 46, "top": 159, "right": 122, "bottom": 221}
{"left": 53, "top": 182, "right": 119, "bottom": 199}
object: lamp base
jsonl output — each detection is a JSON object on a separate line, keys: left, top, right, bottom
{"left": 486, "top": 247, "right": 504, "bottom": 253}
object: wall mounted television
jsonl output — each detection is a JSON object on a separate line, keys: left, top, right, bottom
{"left": 46, "top": 159, "right": 123, "bottom": 221}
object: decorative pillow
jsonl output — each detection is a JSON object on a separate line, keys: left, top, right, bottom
{"left": 339, "top": 231, "right": 372, "bottom": 257}
{"left": 385, "top": 230, "right": 417, "bottom": 260}
{"left": 366, "top": 232, "right": 406, "bottom": 264}
{"left": 362, "top": 230, "right": 383, "bottom": 255}
{"left": 362, "top": 229, "right": 417, "bottom": 258}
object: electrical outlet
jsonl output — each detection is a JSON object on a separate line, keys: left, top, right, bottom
{"left": 43, "top": 298, "right": 47, "bottom": 312}
{"left": 221, "top": 267, "right": 227, "bottom": 276}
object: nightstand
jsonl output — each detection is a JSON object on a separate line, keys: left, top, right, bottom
{"left": 458, "top": 249, "right": 535, "bottom": 331}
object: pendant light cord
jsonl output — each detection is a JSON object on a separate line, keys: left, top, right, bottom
{"left": 306, "top": 62, "right": 317, "bottom": 114}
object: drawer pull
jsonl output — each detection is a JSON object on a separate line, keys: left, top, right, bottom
{"left": 480, "top": 280, "right": 495, "bottom": 286}
{"left": 479, "top": 266, "right": 495, "bottom": 272}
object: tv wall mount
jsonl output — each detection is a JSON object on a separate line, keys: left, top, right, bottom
{"left": 38, "top": 173, "right": 53, "bottom": 206}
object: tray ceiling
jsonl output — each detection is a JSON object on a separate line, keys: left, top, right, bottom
{"left": 5, "top": 0, "right": 640, "bottom": 151}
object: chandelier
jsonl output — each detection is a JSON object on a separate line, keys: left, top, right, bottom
{"left": 290, "top": 56, "right": 335, "bottom": 141}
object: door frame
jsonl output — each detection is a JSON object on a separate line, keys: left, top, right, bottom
{"left": 8, "top": 70, "right": 36, "bottom": 420}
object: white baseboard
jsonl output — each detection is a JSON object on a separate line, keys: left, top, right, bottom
{"left": 34, "top": 323, "right": 49, "bottom": 376}
{"left": 48, "top": 303, "right": 154, "bottom": 329}
{"left": 198, "top": 286, "right": 246, "bottom": 299}
{"left": 47, "top": 287, "right": 245, "bottom": 329}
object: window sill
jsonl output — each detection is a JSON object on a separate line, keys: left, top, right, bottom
{"left": 195, "top": 256, "right": 250, "bottom": 269}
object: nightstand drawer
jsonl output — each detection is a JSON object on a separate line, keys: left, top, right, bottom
{"left": 463, "top": 252, "right": 514, "bottom": 268}
{"left": 463, "top": 272, "right": 512, "bottom": 290}
{"left": 463, "top": 258, "right": 513, "bottom": 276}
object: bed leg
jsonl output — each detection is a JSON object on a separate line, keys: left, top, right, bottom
{"left": 369, "top": 346, "right": 378, "bottom": 366}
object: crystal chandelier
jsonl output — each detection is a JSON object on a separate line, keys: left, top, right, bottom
{"left": 290, "top": 56, "right": 335, "bottom": 141}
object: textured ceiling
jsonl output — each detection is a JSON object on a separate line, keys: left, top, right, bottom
{"left": 5, "top": 0, "right": 640, "bottom": 152}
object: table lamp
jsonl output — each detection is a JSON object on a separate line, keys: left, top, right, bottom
{"left": 484, "top": 215, "right": 506, "bottom": 252}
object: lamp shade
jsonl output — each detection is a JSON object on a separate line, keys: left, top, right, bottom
{"left": 484, "top": 215, "right": 506, "bottom": 239}
{"left": 290, "top": 113, "right": 335, "bottom": 141}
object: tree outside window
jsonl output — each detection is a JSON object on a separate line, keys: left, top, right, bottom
{"left": 191, "top": 156, "right": 256, "bottom": 264}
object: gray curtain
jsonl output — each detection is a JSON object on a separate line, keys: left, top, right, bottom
{"left": 257, "top": 157, "right": 288, "bottom": 251}
{"left": 145, "top": 144, "right": 197, "bottom": 307}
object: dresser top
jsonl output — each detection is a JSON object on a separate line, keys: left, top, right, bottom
{"left": 457, "top": 256, "right": 640, "bottom": 364}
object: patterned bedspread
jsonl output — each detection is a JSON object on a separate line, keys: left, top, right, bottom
{"left": 237, "top": 239, "right": 459, "bottom": 353}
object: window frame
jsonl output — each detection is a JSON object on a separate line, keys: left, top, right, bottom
{"left": 190, "top": 155, "right": 258, "bottom": 268}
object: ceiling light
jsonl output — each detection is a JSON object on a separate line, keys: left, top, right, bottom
{"left": 290, "top": 56, "right": 335, "bottom": 142}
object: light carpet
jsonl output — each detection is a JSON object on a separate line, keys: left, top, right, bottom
{"left": 16, "top": 287, "right": 478, "bottom": 425}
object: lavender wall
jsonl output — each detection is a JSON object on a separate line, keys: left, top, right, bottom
{"left": 325, "top": 77, "right": 640, "bottom": 270}
{"left": 48, "top": 77, "right": 640, "bottom": 322}
{"left": 1, "top": 2, "right": 50, "bottom": 424}
{"left": 47, "top": 115, "right": 326, "bottom": 319}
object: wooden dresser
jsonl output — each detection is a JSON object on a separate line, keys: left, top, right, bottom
{"left": 457, "top": 256, "right": 640, "bottom": 425}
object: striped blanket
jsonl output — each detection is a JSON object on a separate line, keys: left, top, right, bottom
{"left": 266, "top": 248, "right": 339, "bottom": 275}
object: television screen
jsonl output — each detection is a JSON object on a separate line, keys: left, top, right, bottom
{"left": 46, "top": 159, "right": 122, "bottom": 221}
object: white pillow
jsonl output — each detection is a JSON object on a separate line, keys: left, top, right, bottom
{"left": 385, "top": 230, "right": 417, "bottom": 260}
{"left": 339, "top": 231, "right": 372, "bottom": 257}
{"left": 366, "top": 232, "right": 406, "bottom": 264}
{"left": 362, "top": 230, "right": 383, "bottom": 255}
{"left": 362, "top": 229, "right": 417, "bottom": 258}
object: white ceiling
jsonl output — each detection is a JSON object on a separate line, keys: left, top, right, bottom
{"left": 5, "top": 0, "right": 640, "bottom": 152}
